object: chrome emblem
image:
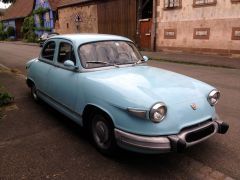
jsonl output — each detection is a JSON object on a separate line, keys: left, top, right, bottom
{"left": 191, "top": 103, "right": 197, "bottom": 110}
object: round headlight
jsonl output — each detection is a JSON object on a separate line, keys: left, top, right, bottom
{"left": 149, "top": 103, "right": 167, "bottom": 123}
{"left": 208, "top": 89, "right": 220, "bottom": 106}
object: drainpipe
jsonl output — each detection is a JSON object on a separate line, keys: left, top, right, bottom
{"left": 151, "top": 0, "right": 157, "bottom": 51}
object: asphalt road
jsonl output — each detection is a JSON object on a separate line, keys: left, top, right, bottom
{"left": 0, "top": 43, "right": 239, "bottom": 179}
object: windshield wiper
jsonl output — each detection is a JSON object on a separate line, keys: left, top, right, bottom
{"left": 134, "top": 59, "right": 144, "bottom": 65}
{"left": 86, "top": 61, "right": 109, "bottom": 64}
{"left": 86, "top": 61, "right": 120, "bottom": 68}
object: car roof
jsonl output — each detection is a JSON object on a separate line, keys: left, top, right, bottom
{"left": 50, "top": 34, "right": 133, "bottom": 46}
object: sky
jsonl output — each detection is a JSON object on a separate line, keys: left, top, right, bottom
{"left": 0, "top": 2, "right": 11, "bottom": 9}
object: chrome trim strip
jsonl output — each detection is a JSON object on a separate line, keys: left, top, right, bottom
{"left": 114, "top": 129, "right": 171, "bottom": 152}
{"left": 127, "top": 108, "right": 147, "bottom": 119}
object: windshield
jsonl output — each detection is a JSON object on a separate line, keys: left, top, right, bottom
{"left": 79, "top": 41, "right": 143, "bottom": 69}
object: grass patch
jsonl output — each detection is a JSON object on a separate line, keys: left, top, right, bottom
{"left": 0, "top": 85, "right": 14, "bottom": 119}
{"left": 10, "top": 68, "right": 22, "bottom": 74}
{"left": 0, "top": 85, "right": 14, "bottom": 107}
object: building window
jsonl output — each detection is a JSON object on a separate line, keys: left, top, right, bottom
{"left": 45, "top": 12, "right": 50, "bottom": 22}
{"left": 193, "top": 0, "right": 217, "bottom": 7}
{"left": 232, "top": 27, "right": 240, "bottom": 40}
{"left": 164, "top": 29, "right": 177, "bottom": 39}
{"left": 164, "top": 0, "right": 182, "bottom": 9}
{"left": 66, "top": 23, "right": 69, "bottom": 29}
{"left": 35, "top": 15, "right": 40, "bottom": 24}
{"left": 193, "top": 28, "right": 210, "bottom": 40}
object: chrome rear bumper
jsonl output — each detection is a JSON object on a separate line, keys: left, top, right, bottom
{"left": 114, "top": 120, "right": 229, "bottom": 153}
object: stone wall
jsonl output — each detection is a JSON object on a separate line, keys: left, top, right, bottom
{"left": 56, "top": 4, "right": 98, "bottom": 34}
{"left": 156, "top": 0, "right": 240, "bottom": 54}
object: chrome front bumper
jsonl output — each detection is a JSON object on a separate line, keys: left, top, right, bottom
{"left": 114, "top": 120, "right": 229, "bottom": 153}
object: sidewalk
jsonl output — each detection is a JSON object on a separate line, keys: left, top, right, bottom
{"left": 0, "top": 40, "right": 38, "bottom": 47}
{"left": 142, "top": 51, "right": 240, "bottom": 69}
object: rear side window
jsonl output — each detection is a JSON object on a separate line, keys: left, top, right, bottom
{"left": 58, "top": 42, "right": 76, "bottom": 65}
{"left": 42, "top": 41, "right": 56, "bottom": 61}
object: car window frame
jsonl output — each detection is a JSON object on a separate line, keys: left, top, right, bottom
{"left": 54, "top": 39, "right": 79, "bottom": 72}
{"left": 39, "top": 40, "right": 57, "bottom": 65}
{"left": 57, "top": 41, "right": 76, "bottom": 65}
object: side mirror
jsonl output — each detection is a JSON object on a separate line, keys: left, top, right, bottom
{"left": 64, "top": 60, "right": 75, "bottom": 67}
{"left": 63, "top": 60, "right": 78, "bottom": 70}
{"left": 143, "top": 56, "right": 149, "bottom": 62}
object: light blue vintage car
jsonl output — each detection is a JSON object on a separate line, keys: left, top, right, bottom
{"left": 26, "top": 34, "right": 229, "bottom": 155}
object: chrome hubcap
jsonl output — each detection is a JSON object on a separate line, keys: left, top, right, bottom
{"left": 93, "top": 120, "right": 109, "bottom": 149}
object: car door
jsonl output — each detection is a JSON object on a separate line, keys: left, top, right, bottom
{"left": 36, "top": 40, "right": 57, "bottom": 94}
{"left": 47, "top": 40, "right": 79, "bottom": 113}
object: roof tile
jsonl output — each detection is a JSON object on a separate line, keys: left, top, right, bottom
{"left": 58, "top": 0, "right": 93, "bottom": 8}
{"left": 48, "top": 0, "right": 61, "bottom": 11}
{"left": 2, "top": 0, "right": 34, "bottom": 21}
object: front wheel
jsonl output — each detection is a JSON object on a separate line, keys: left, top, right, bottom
{"left": 91, "top": 113, "right": 117, "bottom": 155}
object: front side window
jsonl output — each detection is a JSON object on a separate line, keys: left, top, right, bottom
{"left": 164, "top": 0, "right": 181, "bottom": 9}
{"left": 58, "top": 42, "right": 76, "bottom": 65}
{"left": 41, "top": 41, "right": 56, "bottom": 61}
{"left": 79, "top": 41, "right": 143, "bottom": 69}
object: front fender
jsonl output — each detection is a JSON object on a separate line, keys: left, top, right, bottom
{"left": 82, "top": 95, "right": 218, "bottom": 136}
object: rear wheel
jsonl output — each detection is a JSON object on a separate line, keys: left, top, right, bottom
{"left": 90, "top": 112, "right": 117, "bottom": 155}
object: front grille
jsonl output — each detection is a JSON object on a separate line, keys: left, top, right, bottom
{"left": 185, "top": 124, "right": 215, "bottom": 143}
{"left": 182, "top": 119, "right": 212, "bottom": 131}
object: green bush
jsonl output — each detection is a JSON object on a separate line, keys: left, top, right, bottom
{"left": 25, "top": 31, "right": 37, "bottom": 42}
{"left": 0, "top": 22, "right": 6, "bottom": 40}
{"left": 21, "top": 15, "right": 37, "bottom": 42}
{"left": 0, "top": 31, "right": 7, "bottom": 40}
{"left": 6, "top": 26, "right": 15, "bottom": 37}
{"left": 0, "top": 22, "right": 4, "bottom": 32}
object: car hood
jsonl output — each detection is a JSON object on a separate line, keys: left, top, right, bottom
{"left": 82, "top": 65, "right": 214, "bottom": 110}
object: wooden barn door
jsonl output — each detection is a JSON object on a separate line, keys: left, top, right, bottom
{"left": 139, "top": 19, "right": 152, "bottom": 50}
{"left": 15, "top": 18, "right": 24, "bottom": 39}
{"left": 97, "top": 0, "right": 137, "bottom": 42}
